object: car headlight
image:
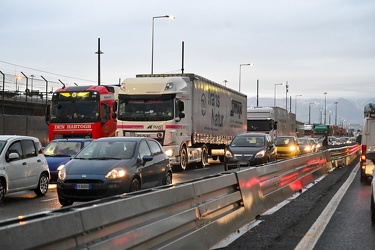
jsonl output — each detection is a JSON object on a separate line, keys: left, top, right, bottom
{"left": 255, "top": 150, "right": 265, "bottom": 158}
{"left": 225, "top": 150, "right": 233, "bottom": 158}
{"left": 304, "top": 146, "right": 311, "bottom": 151}
{"left": 105, "top": 168, "right": 126, "bottom": 179}
{"left": 164, "top": 149, "right": 174, "bottom": 158}
{"left": 58, "top": 166, "right": 66, "bottom": 180}
{"left": 289, "top": 145, "right": 296, "bottom": 151}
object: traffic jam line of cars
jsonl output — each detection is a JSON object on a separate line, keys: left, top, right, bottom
{"left": 0, "top": 136, "right": 172, "bottom": 206}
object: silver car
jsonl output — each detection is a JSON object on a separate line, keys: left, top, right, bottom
{"left": 0, "top": 135, "right": 50, "bottom": 202}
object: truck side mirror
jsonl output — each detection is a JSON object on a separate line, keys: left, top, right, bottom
{"left": 45, "top": 104, "right": 51, "bottom": 124}
{"left": 112, "top": 101, "right": 118, "bottom": 119}
{"left": 176, "top": 100, "right": 185, "bottom": 121}
{"left": 274, "top": 121, "right": 278, "bottom": 130}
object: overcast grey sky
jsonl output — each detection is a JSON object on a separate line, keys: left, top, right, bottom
{"left": 1, "top": 0, "right": 375, "bottom": 99}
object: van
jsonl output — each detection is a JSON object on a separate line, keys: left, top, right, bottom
{"left": 360, "top": 103, "right": 375, "bottom": 183}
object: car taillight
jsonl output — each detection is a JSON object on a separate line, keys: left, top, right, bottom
{"left": 361, "top": 145, "right": 367, "bottom": 162}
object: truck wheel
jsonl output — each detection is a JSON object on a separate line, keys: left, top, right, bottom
{"left": 198, "top": 146, "right": 208, "bottom": 168}
{"left": 179, "top": 147, "right": 188, "bottom": 171}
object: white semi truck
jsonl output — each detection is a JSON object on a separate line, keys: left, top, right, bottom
{"left": 115, "top": 74, "right": 247, "bottom": 170}
{"left": 360, "top": 103, "right": 375, "bottom": 182}
{"left": 247, "top": 106, "right": 294, "bottom": 140}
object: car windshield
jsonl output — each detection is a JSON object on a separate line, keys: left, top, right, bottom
{"left": 75, "top": 141, "right": 136, "bottom": 159}
{"left": 297, "top": 139, "right": 309, "bottom": 145}
{"left": 231, "top": 136, "right": 264, "bottom": 147}
{"left": 44, "top": 141, "right": 82, "bottom": 156}
{"left": 275, "top": 137, "right": 295, "bottom": 146}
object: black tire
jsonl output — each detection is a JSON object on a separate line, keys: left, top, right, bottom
{"left": 198, "top": 146, "right": 208, "bottom": 168}
{"left": 0, "top": 179, "right": 5, "bottom": 203}
{"left": 371, "top": 192, "right": 375, "bottom": 224}
{"left": 34, "top": 173, "right": 49, "bottom": 196}
{"left": 130, "top": 178, "right": 141, "bottom": 192}
{"left": 59, "top": 198, "right": 74, "bottom": 206}
{"left": 219, "top": 155, "right": 225, "bottom": 163}
{"left": 164, "top": 172, "right": 172, "bottom": 185}
{"left": 179, "top": 147, "right": 188, "bottom": 171}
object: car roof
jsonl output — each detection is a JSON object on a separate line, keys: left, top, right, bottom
{"left": 50, "top": 138, "right": 94, "bottom": 142}
{"left": 93, "top": 137, "right": 149, "bottom": 142}
{"left": 0, "top": 135, "right": 40, "bottom": 141}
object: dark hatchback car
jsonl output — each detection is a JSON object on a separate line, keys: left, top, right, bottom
{"left": 224, "top": 133, "right": 277, "bottom": 171}
{"left": 57, "top": 137, "right": 172, "bottom": 206}
{"left": 44, "top": 138, "right": 93, "bottom": 183}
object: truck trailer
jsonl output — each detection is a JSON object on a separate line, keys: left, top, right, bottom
{"left": 360, "top": 103, "right": 375, "bottom": 182}
{"left": 115, "top": 74, "right": 247, "bottom": 170}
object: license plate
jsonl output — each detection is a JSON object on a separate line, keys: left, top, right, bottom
{"left": 75, "top": 184, "right": 91, "bottom": 190}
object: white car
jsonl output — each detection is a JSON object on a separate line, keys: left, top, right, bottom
{"left": 0, "top": 135, "right": 50, "bottom": 202}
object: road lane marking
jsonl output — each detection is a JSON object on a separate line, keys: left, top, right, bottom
{"left": 294, "top": 163, "right": 359, "bottom": 250}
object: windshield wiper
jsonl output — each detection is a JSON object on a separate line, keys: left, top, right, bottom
{"left": 89, "top": 157, "right": 120, "bottom": 160}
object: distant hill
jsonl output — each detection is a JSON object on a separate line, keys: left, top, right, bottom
{"left": 246, "top": 97, "right": 375, "bottom": 131}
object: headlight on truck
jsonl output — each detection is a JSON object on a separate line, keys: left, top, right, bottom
{"left": 165, "top": 149, "right": 174, "bottom": 157}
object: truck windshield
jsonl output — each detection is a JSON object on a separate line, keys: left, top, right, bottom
{"left": 247, "top": 120, "right": 273, "bottom": 132}
{"left": 50, "top": 92, "right": 100, "bottom": 123}
{"left": 118, "top": 94, "right": 175, "bottom": 121}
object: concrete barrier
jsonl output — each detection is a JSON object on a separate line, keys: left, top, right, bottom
{"left": 0, "top": 146, "right": 360, "bottom": 250}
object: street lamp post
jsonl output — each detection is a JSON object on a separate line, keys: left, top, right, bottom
{"left": 329, "top": 111, "right": 332, "bottom": 125}
{"left": 334, "top": 101, "right": 338, "bottom": 126}
{"left": 151, "top": 15, "right": 175, "bottom": 74}
{"left": 295, "top": 94, "right": 302, "bottom": 119}
{"left": 30, "top": 75, "right": 34, "bottom": 91}
{"left": 323, "top": 91, "right": 327, "bottom": 124}
{"left": 274, "top": 83, "right": 283, "bottom": 107}
{"left": 238, "top": 63, "right": 254, "bottom": 92}
{"left": 285, "top": 81, "right": 289, "bottom": 111}
{"left": 308, "top": 102, "right": 314, "bottom": 124}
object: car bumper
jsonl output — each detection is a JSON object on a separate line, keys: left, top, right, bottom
{"left": 225, "top": 157, "right": 267, "bottom": 169}
{"left": 57, "top": 178, "right": 131, "bottom": 202}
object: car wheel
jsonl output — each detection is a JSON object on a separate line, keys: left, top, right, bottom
{"left": 198, "top": 146, "right": 208, "bottom": 168}
{"left": 130, "top": 178, "right": 141, "bottom": 192}
{"left": 34, "top": 173, "right": 49, "bottom": 196}
{"left": 0, "top": 179, "right": 5, "bottom": 202}
{"left": 219, "top": 155, "right": 225, "bottom": 163}
{"left": 179, "top": 147, "right": 188, "bottom": 171}
{"left": 164, "top": 172, "right": 172, "bottom": 185}
{"left": 59, "top": 198, "right": 74, "bottom": 206}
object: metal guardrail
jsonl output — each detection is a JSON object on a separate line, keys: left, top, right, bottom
{"left": 0, "top": 146, "right": 360, "bottom": 250}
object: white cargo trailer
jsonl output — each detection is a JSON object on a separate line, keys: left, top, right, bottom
{"left": 116, "top": 74, "right": 247, "bottom": 170}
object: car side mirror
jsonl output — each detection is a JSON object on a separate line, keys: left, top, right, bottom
{"left": 141, "top": 155, "right": 153, "bottom": 165}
